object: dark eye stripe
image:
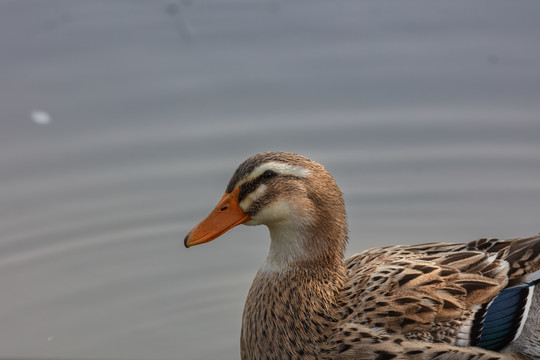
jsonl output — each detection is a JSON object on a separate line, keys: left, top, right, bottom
{"left": 238, "top": 181, "right": 259, "bottom": 203}
{"left": 237, "top": 173, "right": 305, "bottom": 204}
{"left": 238, "top": 172, "right": 276, "bottom": 203}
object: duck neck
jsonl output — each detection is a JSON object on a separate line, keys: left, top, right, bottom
{"left": 242, "top": 245, "right": 346, "bottom": 360}
{"left": 263, "top": 218, "right": 346, "bottom": 273}
{"left": 241, "top": 211, "right": 348, "bottom": 359}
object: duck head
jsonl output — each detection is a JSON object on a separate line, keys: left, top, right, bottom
{"left": 184, "top": 152, "right": 347, "bottom": 268}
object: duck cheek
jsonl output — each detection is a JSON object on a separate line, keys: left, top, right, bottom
{"left": 243, "top": 218, "right": 262, "bottom": 226}
{"left": 250, "top": 199, "right": 293, "bottom": 226}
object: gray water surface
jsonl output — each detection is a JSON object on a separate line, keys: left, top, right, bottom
{"left": 1, "top": 1, "right": 540, "bottom": 359}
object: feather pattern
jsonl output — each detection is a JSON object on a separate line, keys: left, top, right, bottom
{"left": 185, "top": 152, "right": 540, "bottom": 360}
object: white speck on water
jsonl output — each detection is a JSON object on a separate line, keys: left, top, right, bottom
{"left": 31, "top": 110, "right": 51, "bottom": 125}
{"left": 47, "top": 336, "right": 54, "bottom": 342}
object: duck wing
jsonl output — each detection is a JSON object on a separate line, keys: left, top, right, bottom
{"left": 341, "top": 234, "right": 540, "bottom": 349}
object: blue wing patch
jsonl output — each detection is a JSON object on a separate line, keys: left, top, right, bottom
{"left": 472, "top": 282, "right": 536, "bottom": 351}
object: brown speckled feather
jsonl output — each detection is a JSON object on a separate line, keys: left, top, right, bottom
{"left": 341, "top": 236, "right": 540, "bottom": 345}
{"left": 186, "top": 152, "right": 540, "bottom": 360}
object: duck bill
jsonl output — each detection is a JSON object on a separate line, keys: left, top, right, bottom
{"left": 184, "top": 187, "right": 250, "bottom": 248}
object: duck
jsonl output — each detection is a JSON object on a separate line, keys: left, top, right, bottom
{"left": 184, "top": 152, "right": 540, "bottom": 360}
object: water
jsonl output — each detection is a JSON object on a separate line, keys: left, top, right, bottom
{"left": 1, "top": 1, "right": 540, "bottom": 359}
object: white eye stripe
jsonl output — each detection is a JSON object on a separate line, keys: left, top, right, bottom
{"left": 244, "top": 162, "right": 310, "bottom": 184}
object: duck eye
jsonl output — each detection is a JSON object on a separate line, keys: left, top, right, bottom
{"left": 262, "top": 170, "right": 277, "bottom": 179}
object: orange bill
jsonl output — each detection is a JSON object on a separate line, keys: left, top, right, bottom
{"left": 184, "top": 187, "right": 250, "bottom": 247}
